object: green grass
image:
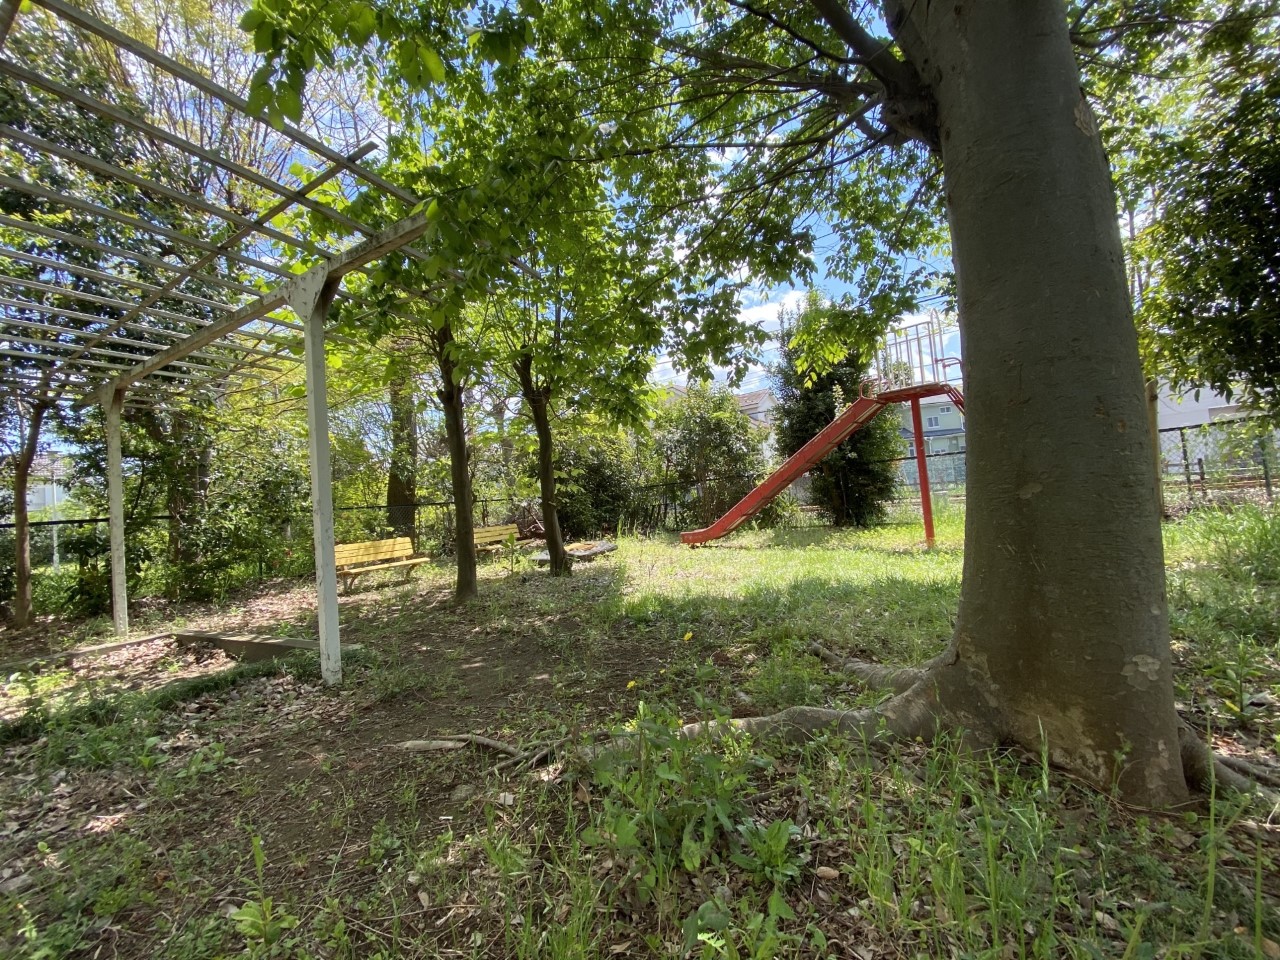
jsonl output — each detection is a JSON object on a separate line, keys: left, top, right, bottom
{"left": 2, "top": 502, "right": 1278, "bottom": 959}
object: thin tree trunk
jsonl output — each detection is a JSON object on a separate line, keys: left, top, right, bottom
{"left": 11, "top": 403, "right": 47, "bottom": 629}
{"left": 437, "top": 327, "right": 477, "bottom": 600}
{"left": 893, "top": 0, "right": 1187, "bottom": 804}
{"left": 167, "top": 417, "right": 194, "bottom": 595}
{"left": 490, "top": 396, "right": 515, "bottom": 493}
{"left": 386, "top": 373, "right": 418, "bottom": 542}
{"left": 515, "top": 354, "right": 569, "bottom": 576}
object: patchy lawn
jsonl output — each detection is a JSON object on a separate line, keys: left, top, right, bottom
{"left": 2, "top": 504, "right": 1278, "bottom": 959}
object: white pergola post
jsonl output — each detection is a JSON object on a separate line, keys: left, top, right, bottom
{"left": 295, "top": 267, "right": 342, "bottom": 684}
{"left": 104, "top": 386, "right": 128, "bottom": 636}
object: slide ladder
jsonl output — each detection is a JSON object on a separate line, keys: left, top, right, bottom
{"left": 680, "top": 394, "right": 888, "bottom": 545}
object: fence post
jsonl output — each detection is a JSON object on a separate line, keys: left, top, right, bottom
{"left": 1260, "top": 435, "right": 1274, "bottom": 502}
{"left": 1180, "top": 428, "right": 1193, "bottom": 500}
{"left": 1197, "top": 457, "right": 1207, "bottom": 498}
{"left": 1146, "top": 380, "right": 1164, "bottom": 516}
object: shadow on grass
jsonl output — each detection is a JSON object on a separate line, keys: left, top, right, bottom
{"left": 1, "top": 540, "right": 960, "bottom": 747}
{"left": 678, "top": 524, "right": 965, "bottom": 556}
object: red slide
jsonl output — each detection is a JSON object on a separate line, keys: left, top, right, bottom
{"left": 680, "top": 395, "right": 888, "bottom": 545}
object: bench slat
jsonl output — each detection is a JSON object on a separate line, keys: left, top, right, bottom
{"left": 335, "top": 536, "right": 414, "bottom": 566}
{"left": 473, "top": 524, "right": 519, "bottom": 545}
{"left": 338, "top": 556, "right": 431, "bottom": 579}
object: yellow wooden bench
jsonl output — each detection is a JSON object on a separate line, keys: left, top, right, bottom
{"left": 334, "top": 537, "right": 430, "bottom": 592}
{"left": 473, "top": 523, "right": 520, "bottom": 553}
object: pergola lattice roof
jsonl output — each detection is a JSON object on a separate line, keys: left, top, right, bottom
{"left": 0, "top": 0, "right": 437, "bottom": 682}
{"left": 0, "top": 0, "right": 429, "bottom": 411}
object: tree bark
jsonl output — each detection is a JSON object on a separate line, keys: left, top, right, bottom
{"left": 514, "top": 353, "right": 569, "bottom": 576}
{"left": 386, "top": 372, "right": 418, "bottom": 542}
{"left": 436, "top": 326, "right": 478, "bottom": 601}
{"left": 11, "top": 402, "right": 47, "bottom": 630}
{"left": 887, "top": 0, "right": 1187, "bottom": 805}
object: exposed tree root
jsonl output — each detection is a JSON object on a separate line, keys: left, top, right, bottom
{"left": 410, "top": 661, "right": 1278, "bottom": 812}
{"left": 674, "top": 680, "right": 942, "bottom": 746}
{"left": 808, "top": 649, "right": 1280, "bottom": 804}
{"left": 1215, "top": 753, "right": 1280, "bottom": 790}
{"left": 1178, "top": 725, "right": 1280, "bottom": 805}
{"left": 808, "top": 643, "right": 955, "bottom": 694}
{"left": 396, "top": 733, "right": 525, "bottom": 757}
{"left": 436, "top": 733, "right": 523, "bottom": 757}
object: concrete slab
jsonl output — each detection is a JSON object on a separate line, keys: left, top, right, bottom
{"left": 173, "top": 630, "right": 362, "bottom": 663}
{"left": 532, "top": 540, "right": 618, "bottom": 566}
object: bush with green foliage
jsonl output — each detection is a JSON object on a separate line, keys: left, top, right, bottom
{"left": 649, "top": 383, "right": 772, "bottom": 529}
{"left": 772, "top": 295, "right": 904, "bottom": 526}
{"left": 555, "top": 425, "right": 645, "bottom": 538}
{"left": 1136, "top": 63, "right": 1280, "bottom": 413}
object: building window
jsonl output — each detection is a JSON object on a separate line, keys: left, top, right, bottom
{"left": 939, "top": 405, "right": 952, "bottom": 414}
{"left": 926, "top": 416, "right": 940, "bottom": 428}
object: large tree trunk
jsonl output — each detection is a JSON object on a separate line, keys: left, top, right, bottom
{"left": 514, "top": 354, "right": 569, "bottom": 576}
{"left": 891, "top": 0, "right": 1187, "bottom": 804}
{"left": 437, "top": 327, "right": 477, "bottom": 601}
{"left": 386, "top": 372, "right": 418, "bottom": 542}
{"left": 10, "top": 403, "right": 47, "bottom": 630}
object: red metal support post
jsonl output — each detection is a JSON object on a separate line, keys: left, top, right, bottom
{"left": 910, "top": 396, "right": 936, "bottom": 548}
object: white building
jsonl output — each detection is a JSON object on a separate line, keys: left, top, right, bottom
{"left": 25, "top": 453, "right": 72, "bottom": 515}
{"left": 1154, "top": 382, "right": 1245, "bottom": 430}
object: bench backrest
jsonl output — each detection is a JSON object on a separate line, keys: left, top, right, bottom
{"left": 473, "top": 524, "right": 519, "bottom": 545}
{"left": 334, "top": 537, "right": 414, "bottom": 568}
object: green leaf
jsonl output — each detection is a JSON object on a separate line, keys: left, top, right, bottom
{"left": 767, "top": 889, "right": 795, "bottom": 921}
{"left": 347, "top": 2, "right": 376, "bottom": 45}
{"left": 277, "top": 86, "right": 304, "bottom": 124}
{"left": 419, "top": 45, "right": 446, "bottom": 84}
{"left": 396, "top": 39, "right": 421, "bottom": 85}
{"left": 253, "top": 22, "right": 276, "bottom": 53}
{"left": 238, "top": 8, "right": 266, "bottom": 31}
{"left": 247, "top": 83, "right": 273, "bottom": 116}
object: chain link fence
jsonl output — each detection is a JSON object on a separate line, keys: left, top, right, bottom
{"left": 1158, "top": 418, "right": 1277, "bottom": 512}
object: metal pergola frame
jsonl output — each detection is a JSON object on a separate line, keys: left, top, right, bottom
{"left": 0, "top": 0, "right": 436, "bottom": 683}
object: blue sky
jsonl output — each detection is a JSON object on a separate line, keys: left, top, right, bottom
{"left": 653, "top": 283, "right": 962, "bottom": 394}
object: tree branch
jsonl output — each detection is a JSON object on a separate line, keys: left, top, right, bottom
{"left": 807, "top": 0, "right": 915, "bottom": 91}
{"left": 726, "top": 0, "right": 856, "bottom": 65}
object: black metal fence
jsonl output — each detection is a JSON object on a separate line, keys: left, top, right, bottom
{"left": 893, "top": 450, "right": 968, "bottom": 496}
{"left": 6, "top": 422, "right": 1274, "bottom": 615}
{"left": 1157, "top": 419, "right": 1277, "bottom": 508}
{"left": 0, "top": 497, "right": 533, "bottom": 617}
